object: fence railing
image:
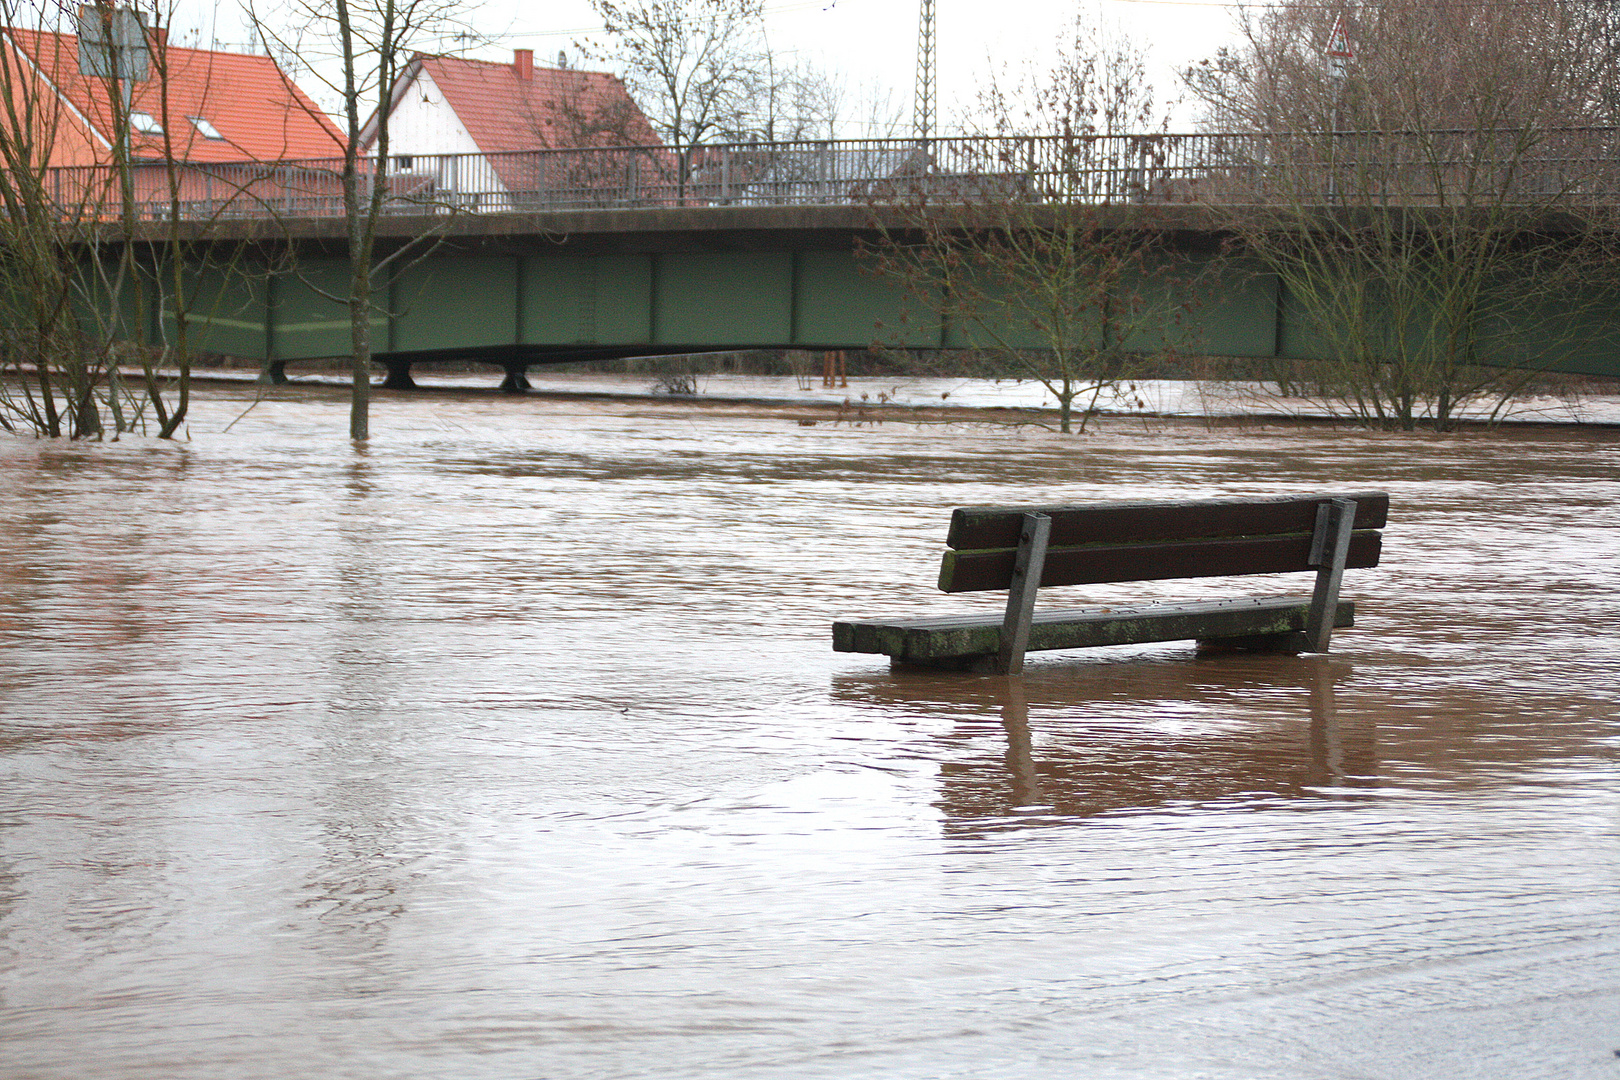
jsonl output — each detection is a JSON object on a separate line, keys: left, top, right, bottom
{"left": 34, "top": 130, "right": 1620, "bottom": 223}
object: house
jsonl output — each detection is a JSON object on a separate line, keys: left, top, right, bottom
{"left": 0, "top": 26, "right": 343, "bottom": 167}
{"left": 0, "top": 25, "right": 345, "bottom": 218}
{"left": 362, "top": 50, "right": 667, "bottom": 209}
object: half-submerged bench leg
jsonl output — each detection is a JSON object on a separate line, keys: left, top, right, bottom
{"left": 1305, "top": 497, "right": 1357, "bottom": 653}
{"left": 996, "top": 512, "right": 1051, "bottom": 675}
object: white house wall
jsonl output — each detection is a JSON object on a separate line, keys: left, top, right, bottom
{"left": 385, "top": 67, "right": 480, "bottom": 156}
{"left": 381, "top": 67, "right": 509, "bottom": 198}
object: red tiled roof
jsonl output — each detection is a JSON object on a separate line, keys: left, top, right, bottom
{"left": 4, "top": 27, "right": 343, "bottom": 165}
{"left": 409, "top": 53, "right": 660, "bottom": 154}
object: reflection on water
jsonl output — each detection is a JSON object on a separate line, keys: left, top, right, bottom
{"left": 881, "top": 656, "right": 1375, "bottom": 830}
{"left": 0, "top": 384, "right": 1616, "bottom": 1080}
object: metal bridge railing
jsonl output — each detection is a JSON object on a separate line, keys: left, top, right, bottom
{"left": 36, "top": 130, "right": 1620, "bottom": 223}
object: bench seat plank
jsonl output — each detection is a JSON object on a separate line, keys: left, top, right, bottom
{"left": 834, "top": 596, "right": 1354, "bottom": 663}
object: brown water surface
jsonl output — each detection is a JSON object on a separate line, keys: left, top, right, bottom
{"left": 1, "top": 386, "right": 1616, "bottom": 1079}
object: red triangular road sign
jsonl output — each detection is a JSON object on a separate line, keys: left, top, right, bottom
{"left": 1326, "top": 15, "right": 1354, "bottom": 58}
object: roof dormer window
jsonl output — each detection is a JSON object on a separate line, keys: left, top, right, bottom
{"left": 188, "top": 116, "right": 224, "bottom": 140}
{"left": 129, "top": 111, "right": 162, "bottom": 135}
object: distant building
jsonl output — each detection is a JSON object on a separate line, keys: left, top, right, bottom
{"left": 361, "top": 50, "right": 666, "bottom": 208}
{"left": 367, "top": 49, "right": 659, "bottom": 159}
{"left": 0, "top": 26, "right": 343, "bottom": 168}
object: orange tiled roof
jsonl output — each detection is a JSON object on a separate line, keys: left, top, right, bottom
{"left": 409, "top": 52, "right": 661, "bottom": 154}
{"left": 3, "top": 27, "right": 343, "bottom": 165}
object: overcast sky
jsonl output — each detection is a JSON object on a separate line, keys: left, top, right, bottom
{"left": 195, "top": 0, "right": 1247, "bottom": 133}
{"left": 493, "top": 0, "right": 1243, "bottom": 130}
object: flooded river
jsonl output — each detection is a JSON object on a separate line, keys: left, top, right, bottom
{"left": 1, "top": 384, "right": 1616, "bottom": 1079}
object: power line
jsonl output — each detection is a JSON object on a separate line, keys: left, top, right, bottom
{"left": 488, "top": 0, "right": 844, "bottom": 42}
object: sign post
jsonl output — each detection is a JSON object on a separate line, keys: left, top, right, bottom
{"left": 77, "top": 6, "right": 149, "bottom": 157}
{"left": 1324, "top": 15, "right": 1354, "bottom": 202}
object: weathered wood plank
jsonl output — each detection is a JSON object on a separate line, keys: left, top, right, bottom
{"left": 1305, "top": 497, "right": 1357, "bottom": 653}
{"left": 939, "top": 530, "right": 1381, "bottom": 593}
{"left": 947, "top": 491, "right": 1389, "bottom": 551}
{"left": 997, "top": 512, "right": 1051, "bottom": 676}
{"left": 834, "top": 597, "right": 1354, "bottom": 662}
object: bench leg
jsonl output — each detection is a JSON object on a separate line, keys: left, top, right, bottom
{"left": 1305, "top": 497, "right": 1357, "bottom": 653}
{"left": 996, "top": 512, "right": 1051, "bottom": 675}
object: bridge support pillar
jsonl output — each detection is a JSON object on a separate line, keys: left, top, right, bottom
{"left": 499, "top": 363, "right": 531, "bottom": 394}
{"left": 257, "top": 359, "right": 286, "bottom": 385}
{"left": 382, "top": 359, "right": 417, "bottom": 390}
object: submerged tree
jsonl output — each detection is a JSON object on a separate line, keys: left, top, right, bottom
{"left": 0, "top": 9, "right": 94, "bottom": 437}
{"left": 250, "top": 0, "right": 472, "bottom": 440}
{"left": 867, "top": 15, "right": 1184, "bottom": 433}
{"left": 1184, "top": 0, "right": 1620, "bottom": 429}
{"left": 0, "top": 0, "right": 235, "bottom": 439}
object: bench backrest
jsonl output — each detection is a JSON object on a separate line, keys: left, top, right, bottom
{"left": 938, "top": 492, "right": 1388, "bottom": 594}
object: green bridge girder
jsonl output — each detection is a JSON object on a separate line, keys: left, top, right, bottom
{"left": 134, "top": 205, "right": 1620, "bottom": 381}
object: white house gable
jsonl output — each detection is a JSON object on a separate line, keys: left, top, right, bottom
{"left": 381, "top": 66, "right": 482, "bottom": 160}
{"left": 375, "top": 65, "right": 500, "bottom": 198}
{"left": 364, "top": 51, "right": 659, "bottom": 208}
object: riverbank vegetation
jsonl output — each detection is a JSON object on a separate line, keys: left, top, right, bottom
{"left": 0, "top": 0, "right": 272, "bottom": 440}
{"left": 0, "top": 1, "right": 185, "bottom": 438}
{"left": 1181, "top": 0, "right": 1620, "bottom": 432}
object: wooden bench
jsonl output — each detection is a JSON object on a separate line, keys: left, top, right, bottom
{"left": 833, "top": 491, "right": 1389, "bottom": 674}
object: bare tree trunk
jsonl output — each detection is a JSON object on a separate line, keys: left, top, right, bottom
{"left": 348, "top": 237, "right": 372, "bottom": 441}
{"left": 331, "top": 0, "right": 388, "bottom": 441}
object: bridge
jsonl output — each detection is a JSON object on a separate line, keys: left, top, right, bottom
{"left": 66, "top": 133, "right": 1620, "bottom": 384}
{"left": 189, "top": 204, "right": 1293, "bottom": 389}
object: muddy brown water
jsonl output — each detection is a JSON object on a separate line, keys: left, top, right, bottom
{"left": 1, "top": 385, "right": 1616, "bottom": 1079}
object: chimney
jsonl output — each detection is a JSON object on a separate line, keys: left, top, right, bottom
{"left": 152, "top": 27, "right": 168, "bottom": 50}
{"left": 514, "top": 48, "right": 533, "bottom": 81}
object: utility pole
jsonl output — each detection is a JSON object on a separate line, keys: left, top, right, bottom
{"left": 913, "top": 0, "right": 935, "bottom": 140}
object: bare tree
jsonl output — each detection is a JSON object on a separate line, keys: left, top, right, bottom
{"left": 1188, "top": 1, "right": 1610, "bottom": 136}
{"left": 507, "top": 59, "right": 670, "bottom": 208}
{"left": 249, "top": 0, "right": 471, "bottom": 440}
{"left": 535, "top": 72, "right": 658, "bottom": 148}
{"left": 578, "top": 0, "right": 768, "bottom": 193}
{"left": 867, "top": 15, "right": 1184, "bottom": 433}
{"left": 0, "top": 0, "right": 251, "bottom": 439}
{"left": 755, "top": 56, "right": 906, "bottom": 141}
{"left": 103, "top": 3, "right": 263, "bottom": 439}
{"left": 0, "top": 7, "right": 101, "bottom": 438}
{"left": 1184, "top": 0, "right": 1620, "bottom": 429}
